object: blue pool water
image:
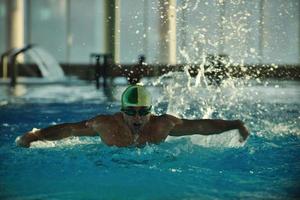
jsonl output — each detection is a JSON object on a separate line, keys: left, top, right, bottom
{"left": 0, "top": 79, "right": 300, "bottom": 200}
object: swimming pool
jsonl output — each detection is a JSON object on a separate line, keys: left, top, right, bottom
{"left": 0, "top": 78, "right": 299, "bottom": 199}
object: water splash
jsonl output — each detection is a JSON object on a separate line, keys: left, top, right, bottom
{"left": 23, "top": 136, "right": 101, "bottom": 149}
{"left": 147, "top": 0, "right": 300, "bottom": 147}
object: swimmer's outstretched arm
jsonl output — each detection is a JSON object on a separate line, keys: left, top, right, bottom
{"left": 168, "top": 117, "right": 249, "bottom": 142}
{"left": 16, "top": 120, "right": 97, "bottom": 148}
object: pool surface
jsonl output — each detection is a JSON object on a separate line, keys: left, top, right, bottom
{"left": 0, "top": 78, "right": 300, "bottom": 200}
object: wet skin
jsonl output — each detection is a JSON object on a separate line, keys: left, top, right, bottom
{"left": 86, "top": 111, "right": 181, "bottom": 147}
{"left": 16, "top": 107, "right": 250, "bottom": 148}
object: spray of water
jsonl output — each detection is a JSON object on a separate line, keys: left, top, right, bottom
{"left": 147, "top": 0, "right": 300, "bottom": 147}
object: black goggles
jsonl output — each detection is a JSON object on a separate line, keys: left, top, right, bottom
{"left": 121, "top": 106, "right": 152, "bottom": 116}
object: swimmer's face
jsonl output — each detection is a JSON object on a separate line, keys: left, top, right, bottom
{"left": 122, "top": 106, "right": 151, "bottom": 134}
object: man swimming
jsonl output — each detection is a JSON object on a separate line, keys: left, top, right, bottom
{"left": 16, "top": 85, "right": 249, "bottom": 148}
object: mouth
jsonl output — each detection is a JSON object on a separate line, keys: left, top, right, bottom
{"left": 133, "top": 123, "right": 142, "bottom": 129}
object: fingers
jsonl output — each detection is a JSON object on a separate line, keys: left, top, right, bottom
{"left": 239, "top": 126, "right": 250, "bottom": 143}
{"left": 15, "top": 136, "right": 30, "bottom": 148}
{"left": 15, "top": 130, "right": 40, "bottom": 148}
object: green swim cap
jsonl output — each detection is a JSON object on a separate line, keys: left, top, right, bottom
{"left": 121, "top": 85, "right": 151, "bottom": 108}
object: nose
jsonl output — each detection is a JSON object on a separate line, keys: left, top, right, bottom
{"left": 133, "top": 114, "right": 141, "bottom": 120}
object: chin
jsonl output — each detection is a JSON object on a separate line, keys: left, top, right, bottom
{"left": 131, "top": 125, "right": 143, "bottom": 134}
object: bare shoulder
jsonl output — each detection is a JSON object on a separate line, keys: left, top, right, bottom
{"left": 151, "top": 114, "right": 182, "bottom": 126}
{"left": 86, "top": 113, "right": 120, "bottom": 128}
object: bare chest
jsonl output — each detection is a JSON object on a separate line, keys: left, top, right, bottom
{"left": 90, "top": 114, "right": 176, "bottom": 147}
{"left": 98, "top": 124, "right": 171, "bottom": 147}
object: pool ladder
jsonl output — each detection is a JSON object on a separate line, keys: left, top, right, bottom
{"left": 0, "top": 44, "right": 35, "bottom": 87}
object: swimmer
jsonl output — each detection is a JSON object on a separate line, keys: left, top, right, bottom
{"left": 16, "top": 85, "right": 249, "bottom": 148}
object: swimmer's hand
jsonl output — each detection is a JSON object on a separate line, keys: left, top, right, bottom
{"left": 16, "top": 129, "right": 40, "bottom": 148}
{"left": 236, "top": 120, "right": 249, "bottom": 142}
{"left": 16, "top": 136, "right": 30, "bottom": 148}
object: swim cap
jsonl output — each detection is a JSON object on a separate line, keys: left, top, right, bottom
{"left": 121, "top": 85, "right": 151, "bottom": 108}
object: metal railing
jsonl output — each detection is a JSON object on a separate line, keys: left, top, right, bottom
{"left": 0, "top": 44, "right": 35, "bottom": 87}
